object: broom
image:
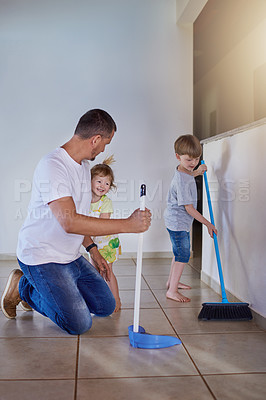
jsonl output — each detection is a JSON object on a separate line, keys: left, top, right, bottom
{"left": 198, "top": 161, "right": 252, "bottom": 321}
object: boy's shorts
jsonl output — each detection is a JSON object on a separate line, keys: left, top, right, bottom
{"left": 166, "top": 229, "right": 190, "bottom": 263}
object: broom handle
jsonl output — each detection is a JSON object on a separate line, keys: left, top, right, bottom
{"left": 201, "top": 161, "right": 229, "bottom": 303}
{"left": 133, "top": 184, "right": 146, "bottom": 332}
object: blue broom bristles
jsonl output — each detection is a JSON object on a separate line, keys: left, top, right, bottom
{"left": 198, "top": 302, "right": 253, "bottom": 321}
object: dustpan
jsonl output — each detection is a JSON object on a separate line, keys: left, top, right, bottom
{"left": 128, "top": 184, "right": 181, "bottom": 349}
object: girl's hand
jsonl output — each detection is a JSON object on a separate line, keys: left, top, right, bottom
{"left": 89, "top": 246, "right": 111, "bottom": 281}
{"left": 127, "top": 208, "right": 152, "bottom": 233}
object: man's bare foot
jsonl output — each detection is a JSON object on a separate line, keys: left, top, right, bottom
{"left": 166, "top": 290, "right": 191, "bottom": 303}
{"left": 166, "top": 282, "right": 191, "bottom": 290}
{"left": 113, "top": 298, "right": 121, "bottom": 313}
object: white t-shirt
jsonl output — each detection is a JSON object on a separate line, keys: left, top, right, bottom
{"left": 17, "top": 148, "right": 92, "bottom": 265}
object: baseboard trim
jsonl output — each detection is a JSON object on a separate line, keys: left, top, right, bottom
{"left": 0, "top": 253, "right": 17, "bottom": 260}
{"left": 0, "top": 252, "right": 173, "bottom": 261}
{"left": 82, "top": 251, "right": 173, "bottom": 259}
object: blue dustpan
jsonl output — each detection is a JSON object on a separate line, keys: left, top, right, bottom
{"left": 128, "top": 185, "right": 181, "bottom": 349}
{"left": 128, "top": 325, "right": 181, "bottom": 349}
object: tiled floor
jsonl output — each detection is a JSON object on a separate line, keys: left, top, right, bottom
{"left": 0, "top": 257, "right": 266, "bottom": 400}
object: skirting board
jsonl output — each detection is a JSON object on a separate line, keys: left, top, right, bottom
{"left": 0, "top": 252, "right": 173, "bottom": 261}
{"left": 85, "top": 251, "right": 173, "bottom": 259}
{"left": 0, "top": 253, "right": 18, "bottom": 260}
{"left": 201, "top": 270, "right": 266, "bottom": 331}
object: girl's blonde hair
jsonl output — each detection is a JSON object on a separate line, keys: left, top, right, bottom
{"left": 90, "top": 155, "right": 116, "bottom": 190}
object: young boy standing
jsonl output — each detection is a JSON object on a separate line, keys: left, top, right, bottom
{"left": 164, "top": 134, "right": 217, "bottom": 303}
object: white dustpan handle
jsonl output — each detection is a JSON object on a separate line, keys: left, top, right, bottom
{"left": 133, "top": 184, "right": 146, "bottom": 333}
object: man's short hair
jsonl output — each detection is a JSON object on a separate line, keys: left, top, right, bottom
{"left": 74, "top": 109, "right": 117, "bottom": 139}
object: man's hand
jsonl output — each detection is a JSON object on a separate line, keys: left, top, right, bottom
{"left": 127, "top": 208, "right": 152, "bottom": 233}
{"left": 89, "top": 246, "right": 111, "bottom": 281}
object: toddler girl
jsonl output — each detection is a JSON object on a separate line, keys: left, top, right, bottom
{"left": 89, "top": 156, "right": 122, "bottom": 312}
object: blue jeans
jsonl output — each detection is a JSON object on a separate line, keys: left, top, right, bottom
{"left": 17, "top": 256, "right": 116, "bottom": 335}
{"left": 167, "top": 229, "right": 190, "bottom": 263}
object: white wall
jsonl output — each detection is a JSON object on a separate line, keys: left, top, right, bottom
{"left": 201, "top": 120, "right": 266, "bottom": 319}
{"left": 0, "top": 0, "right": 193, "bottom": 255}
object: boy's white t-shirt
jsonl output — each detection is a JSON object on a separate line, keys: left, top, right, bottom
{"left": 17, "top": 148, "right": 92, "bottom": 265}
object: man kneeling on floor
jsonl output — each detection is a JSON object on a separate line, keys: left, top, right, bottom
{"left": 1, "top": 109, "right": 151, "bottom": 335}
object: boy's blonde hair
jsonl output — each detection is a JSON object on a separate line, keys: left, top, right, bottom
{"left": 174, "top": 134, "right": 202, "bottom": 158}
{"left": 91, "top": 155, "right": 116, "bottom": 190}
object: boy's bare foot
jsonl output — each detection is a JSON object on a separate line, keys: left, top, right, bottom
{"left": 113, "top": 298, "right": 121, "bottom": 313}
{"left": 166, "top": 282, "right": 191, "bottom": 290}
{"left": 166, "top": 290, "right": 191, "bottom": 303}
{"left": 177, "top": 282, "right": 191, "bottom": 290}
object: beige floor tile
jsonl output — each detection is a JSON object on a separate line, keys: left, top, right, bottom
{"left": 83, "top": 309, "right": 133, "bottom": 337}
{"left": 119, "top": 289, "right": 159, "bottom": 309}
{"left": 134, "top": 258, "right": 173, "bottom": 266}
{"left": 78, "top": 336, "right": 197, "bottom": 378}
{"left": 0, "top": 380, "right": 75, "bottom": 400}
{"left": 153, "top": 287, "right": 222, "bottom": 309}
{"left": 112, "top": 264, "right": 136, "bottom": 276}
{"left": 1, "top": 255, "right": 265, "bottom": 400}
{"left": 165, "top": 307, "right": 262, "bottom": 334}
{"left": 180, "top": 332, "right": 266, "bottom": 374}
{"left": 77, "top": 376, "right": 213, "bottom": 400}
{"left": 117, "top": 275, "right": 148, "bottom": 290}
{"left": 144, "top": 275, "right": 208, "bottom": 290}
{"left": 114, "top": 258, "right": 135, "bottom": 266}
{"left": 142, "top": 263, "right": 199, "bottom": 277}
{"left": 84, "top": 308, "right": 176, "bottom": 337}
{"left": 0, "top": 310, "right": 72, "bottom": 338}
{"left": 141, "top": 264, "right": 169, "bottom": 276}
{"left": 143, "top": 274, "right": 168, "bottom": 290}
{"left": 0, "top": 338, "right": 77, "bottom": 379}
{"left": 205, "top": 373, "right": 266, "bottom": 400}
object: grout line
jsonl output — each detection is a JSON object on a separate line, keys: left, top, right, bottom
{"left": 0, "top": 336, "right": 78, "bottom": 340}
{"left": 179, "top": 331, "right": 265, "bottom": 336}
{"left": 200, "top": 372, "right": 266, "bottom": 376}
{"left": 76, "top": 374, "right": 200, "bottom": 380}
{"left": 198, "top": 375, "right": 218, "bottom": 400}
{"left": 74, "top": 335, "right": 80, "bottom": 400}
{"left": 142, "top": 274, "right": 217, "bottom": 400}
{"left": 0, "top": 371, "right": 265, "bottom": 383}
{"left": 75, "top": 371, "right": 266, "bottom": 380}
{"left": 0, "top": 378, "right": 76, "bottom": 382}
